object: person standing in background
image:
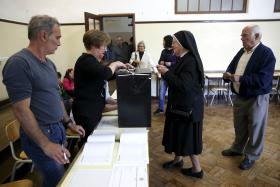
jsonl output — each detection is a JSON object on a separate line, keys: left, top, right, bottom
{"left": 157, "top": 30, "right": 205, "bottom": 179}
{"left": 222, "top": 25, "right": 276, "bottom": 170}
{"left": 2, "top": 15, "right": 85, "bottom": 187}
{"left": 154, "top": 35, "right": 177, "bottom": 115}
{"left": 63, "top": 68, "right": 75, "bottom": 97}
{"left": 112, "top": 36, "right": 130, "bottom": 63}
{"left": 129, "top": 41, "right": 159, "bottom": 75}
{"left": 58, "top": 72, "right": 73, "bottom": 115}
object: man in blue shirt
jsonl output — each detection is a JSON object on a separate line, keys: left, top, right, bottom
{"left": 221, "top": 25, "right": 275, "bottom": 170}
{"left": 2, "top": 15, "right": 85, "bottom": 187}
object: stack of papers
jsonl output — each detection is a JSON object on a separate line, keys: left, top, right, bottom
{"left": 116, "top": 131, "right": 149, "bottom": 165}
{"left": 67, "top": 169, "right": 112, "bottom": 187}
{"left": 109, "top": 165, "right": 148, "bottom": 187}
{"left": 98, "top": 116, "right": 118, "bottom": 129}
{"left": 79, "top": 133, "right": 115, "bottom": 166}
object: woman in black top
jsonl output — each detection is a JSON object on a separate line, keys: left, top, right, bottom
{"left": 73, "top": 30, "right": 132, "bottom": 146}
{"left": 157, "top": 30, "right": 205, "bottom": 178}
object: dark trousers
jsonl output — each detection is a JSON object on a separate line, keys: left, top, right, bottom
{"left": 73, "top": 114, "right": 100, "bottom": 148}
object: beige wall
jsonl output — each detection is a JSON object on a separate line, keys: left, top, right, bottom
{"left": 49, "top": 25, "right": 85, "bottom": 73}
{"left": 135, "top": 21, "right": 280, "bottom": 71}
{"left": 1, "top": 21, "right": 280, "bottom": 100}
{"left": 0, "top": 22, "right": 28, "bottom": 101}
{"left": 0, "top": 22, "right": 85, "bottom": 101}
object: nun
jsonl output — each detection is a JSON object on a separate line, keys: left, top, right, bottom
{"left": 157, "top": 30, "right": 205, "bottom": 178}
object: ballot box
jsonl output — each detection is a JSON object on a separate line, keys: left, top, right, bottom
{"left": 116, "top": 69, "right": 151, "bottom": 127}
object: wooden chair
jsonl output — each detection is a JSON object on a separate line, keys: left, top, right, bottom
{"left": 0, "top": 179, "right": 33, "bottom": 187}
{"left": 66, "top": 128, "right": 80, "bottom": 139}
{"left": 66, "top": 128, "right": 80, "bottom": 150}
{"left": 5, "top": 120, "right": 32, "bottom": 181}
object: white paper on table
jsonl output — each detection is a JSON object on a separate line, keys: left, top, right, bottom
{"left": 120, "top": 131, "right": 148, "bottom": 144}
{"left": 137, "top": 166, "right": 148, "bottom": 187}
{"left": 123, "top": 128, "right": 148, "bottom": 133}
{"left": 80, "top": 141, "right": 115, "bottom": 166}
{"left": 98, "top": 116, "right": 118, "bottom": 129}
{"left": 116, "top": 142, "right": 148, "bottom": 165}
{"left": 116, "top": 131, "right": 149, "bottom": 165}
{"left": 67, "top": 168, "right": 112, "bottom": 187}
{"left": 109, "top": 165, "right": 148, "bottom": 187}
{"left": 87, "top": 133, "right": 115, "bottom": 143}
{"left": 111, "top": 90, "right": 117, "bottom": 100}
{"left": 92, "top": 129, "right": 118, "bottom": 136}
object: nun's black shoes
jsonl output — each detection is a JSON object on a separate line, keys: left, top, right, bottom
{"left": 181, "top": 168, "right": 204, "bottom": 179}
{"left": 162, "top": 160, "right": 184, "bottom": 169}
{"left": 222, "top": 149, "right": 242, "bottom": 156}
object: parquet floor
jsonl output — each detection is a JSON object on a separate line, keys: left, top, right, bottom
{"left": 0, "top": 100, "right": 279, "bottom": 186}
{"left": 149, "top": 101, "right": 280, "bottom": 187}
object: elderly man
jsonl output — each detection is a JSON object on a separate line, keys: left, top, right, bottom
{"left": 3, "top": 15, "right": 85, "bottom": 187}
{"left": 222, "top": 25, "right": 275, "bottom": 170}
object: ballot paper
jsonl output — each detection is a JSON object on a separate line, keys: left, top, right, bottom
{"left": 116, "top": 131, "right": 149, "bottom": 165}
{"left": 79, "top": 134, "right": 115, "bottom": 166}
{"left": 87, "top": 133, "right": 115, "bottom": 143}
{"left": 98, "top": 116, "right": 118, "bottom": 129}
{"left": 109, "top": 165, "right": 148, "bottom": 187}
{"left": 67, "top": 169, "right": 112, "bottom": 187}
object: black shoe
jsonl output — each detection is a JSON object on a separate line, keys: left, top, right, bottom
{"left": 162, "top": 160, "right": 183, "bottom": 169}
{"left": 239, "top": 158, "right": 255, "bottom": 170}
{"left": 153, "top": 108, "right": 164, "bottom": 115}
{"left": 222, "top": 149, "right": 242, "bottom": 156}
{"left": 181, "top": 167, "right": 204, "bottom": 179}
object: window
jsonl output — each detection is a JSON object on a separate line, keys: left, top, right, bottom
{"left": 175, "top": 0, "right": 247, "bottom": 14}
{"left": 275, "top": 0, "right": 280, "bottom": 12}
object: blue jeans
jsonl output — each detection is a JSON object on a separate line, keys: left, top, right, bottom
{"left": 159, "top": 79, "right": 168, "bottom": 111}
{"left": 20, "top": 122, "right": 66, "bottom": 187}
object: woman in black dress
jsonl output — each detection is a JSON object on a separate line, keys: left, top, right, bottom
{"left": 157, "top": 30, "right": 205, "bottom": 178}
{"left": 73, "top": 30, "right": 132, "bottom": 146}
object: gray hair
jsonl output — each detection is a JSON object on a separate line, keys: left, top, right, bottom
{"left": 137, "top": 41, "right": 145, "bottom": 48}
{"left": 250, "top": 25, "right": 262, "bottom": 39}
{"left": 28, "top": 15, "right": 60, "bottom": 40}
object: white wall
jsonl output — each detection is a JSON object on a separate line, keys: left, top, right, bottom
{"left": 0, "top": 0, "right": 280, "bottom": 99}
{"left": 0, "top": 23, "right": 85, "bottom": 101}
{"left": 0, "top": 0, "right": 280, "bottom": 23}
{"left": 136, "top": 21, "right": 280, "bottom": 71}
{"left": 0, "top": 22, "right": 28, "bottom": 101}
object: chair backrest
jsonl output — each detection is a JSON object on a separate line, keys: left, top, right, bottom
{"left": 5, "top": 120, "right": 20, "bottom": 143}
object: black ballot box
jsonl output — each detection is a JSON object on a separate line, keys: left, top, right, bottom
{"left": 116, "top": 69, "right": 151, "bottom": 127}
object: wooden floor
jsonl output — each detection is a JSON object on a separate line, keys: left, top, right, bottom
{"left": 149, "top": 101, "right": 280, "bottom": 187}
{"left": 0, "top": 99, "right": 280, "bottom": 186}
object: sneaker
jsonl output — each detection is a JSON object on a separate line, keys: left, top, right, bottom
{"left": 153, "top": 108, "right": 164, "bottom": 115}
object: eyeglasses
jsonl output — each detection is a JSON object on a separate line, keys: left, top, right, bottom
{"left": 138, "top": 46, "right": 145, "bottom": 47}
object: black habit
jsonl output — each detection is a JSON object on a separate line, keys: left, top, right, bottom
{"left": 162, "top": 31, "right": 204, "bottom": 156}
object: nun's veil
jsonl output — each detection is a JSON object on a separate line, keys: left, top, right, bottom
{"left": 174, "top": 30, "right": 205, "bottom": 88}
